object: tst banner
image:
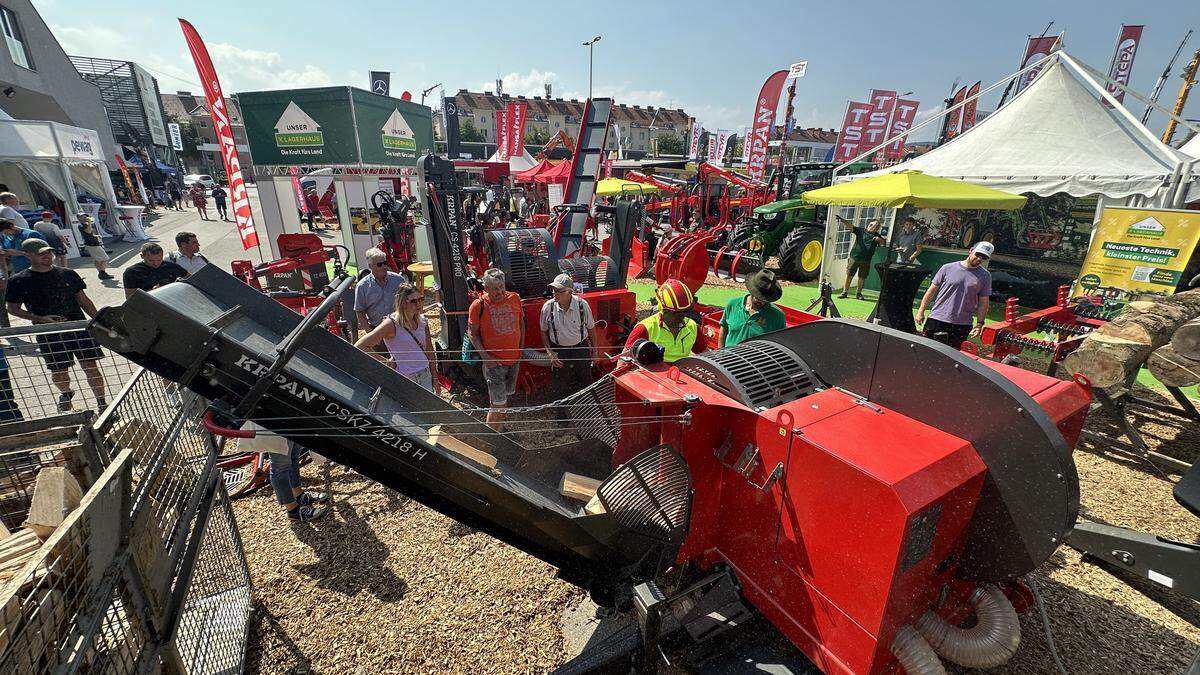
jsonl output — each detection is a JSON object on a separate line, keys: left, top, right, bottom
{"left": 179, "top": 18, "right": 258, "bottom": 249}
{"left": 943, "top": 86, "right": 968, "bottom": 141}
{"left": 1015, "top": 35, "right": 1059, "bottom": 94}
{"left": 833, "top": 101, "right": 871, "bottom": 162}
{"left": 861, "top": 89, "right": 897, "bottom": 153}
{"left": 507, "top": 102, "right": 528, "bottom": 158}
{"left": 885, "top": 99, "right": 919, "bottom": 158}
{"left": 494, "top": 108, "right": 508, "bottom": 160}
{"left": 745, "top": 70, "right": 789, "bottom": 180}
{"left": 960, "top": 81, "right": 982, "bottom": 133}
{"left": 1105, "top": 25, "right": 1144, "bottom": 104}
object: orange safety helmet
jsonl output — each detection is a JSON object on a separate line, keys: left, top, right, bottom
{"left": 655, "top": 279, "right": 695, "bottom": 311}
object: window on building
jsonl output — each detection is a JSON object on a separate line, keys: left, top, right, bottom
{"left": 1, "top": 6, "right": 32, "bottom": 70}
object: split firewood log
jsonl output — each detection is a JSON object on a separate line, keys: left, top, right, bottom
{"left": 1147, "top": 342, "right": 1200, "bottom": 388}
{"left": 1170, "top": 318, "right": 1200, "bottom": 361}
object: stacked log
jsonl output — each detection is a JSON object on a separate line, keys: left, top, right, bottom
{"left": 1061, "top": 289, "right": 1200, "bottom": 389}
{"left": 1145, "top": 317, "right": 1200, "bottom": 388}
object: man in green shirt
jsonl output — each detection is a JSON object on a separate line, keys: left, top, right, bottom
{"left": 836, "top": 216, "right": 885, "bottom": 300}
{"left": 719, "top": 269, "right": 787, "bottom": 348}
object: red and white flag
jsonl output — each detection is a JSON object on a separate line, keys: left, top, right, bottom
{"left": 688, "top": 122, "right": 702, "bottom": 160}
{"left": 943, "top": 86, "right": 968, "bottom": 140}
{"left": 745, "top": 70, "right": 789, "bottom": 180}
{"left": 494, "top": 108, "right": 508, "bottom": 160}
{"left": 861, "top": 89, "right": 897, "bottom": 155}
{"left": 290, "top": 167, "right": 307, "bottom": 216}
{"left": 740, "top": 126, "right": 752, "bottom": 164}
{"left": 884, "top": 99, "right": 920, "bottom": 158}
{"left": 1015, "top": 35, "right": 1059, "bottom": 94}
{"left": 960, "top": 81, "right": 982, "bottom": 132}
{"left": 1105, "top": 25, "right": 1143, "bottom": 104}
{"left": 179, "top": 19, "right": 258, "bottom": 249}
{"left": 507, "top": 102, "right": 528, "bottom": 157}
{"left": 833, "top": 101, "right": 872, "bottom": 162}
{"left": 715, "top": 130, "right": 732, "bottom": 164}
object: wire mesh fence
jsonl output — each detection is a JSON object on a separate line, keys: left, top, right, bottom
{"left": 0, "top": 349, "right": 251, "bottom": 674}
{"left": 1, "top": 321, "right": 140, "bottom": 423}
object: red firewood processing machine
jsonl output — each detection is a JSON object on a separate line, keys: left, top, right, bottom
{"left": 87, "top": 152, "right": 1093, "bottom": 675}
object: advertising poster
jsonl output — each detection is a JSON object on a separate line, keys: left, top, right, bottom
{"left": 1076, "top": 206, "right": 1200, "bottom": 297}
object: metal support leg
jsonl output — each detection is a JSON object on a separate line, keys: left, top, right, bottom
{"left": 1079, "top": 387, "right": 1193, "bottom": 473}
{"left": 1067, "top": 521, "right": 1200, "bottom": 601}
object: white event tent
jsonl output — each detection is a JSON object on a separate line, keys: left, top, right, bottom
{"left": 853, "top": 52, "right": 1199, "bottom": 205}
{"left": 0, "top": 115, "right": 121, "bottom": 257}
{"left": 485, "top": 147, "right": 538, "bottom": 173}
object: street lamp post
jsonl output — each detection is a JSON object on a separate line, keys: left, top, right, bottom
{"left": 420, "top": 83, "right": 443, "bottom": 105}
{"left": 582, "top": 35, "right": 602, "bottom": 99}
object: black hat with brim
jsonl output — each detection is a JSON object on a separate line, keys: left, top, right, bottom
{"left": 746, "top": 269, "right": 783, "bottom": 303}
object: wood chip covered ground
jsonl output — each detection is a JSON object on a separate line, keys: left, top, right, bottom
{"left": 236, "top": 322, "right": 1199, "bottom": 674}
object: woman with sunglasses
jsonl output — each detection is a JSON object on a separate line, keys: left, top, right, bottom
{"left": 355, "top": 282, "right": 438, "bottom": 393}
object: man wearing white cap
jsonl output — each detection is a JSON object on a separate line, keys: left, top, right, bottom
{"left": 916, "top": 241, "right": 994, "bottom": 348}
{"left": 540, "top": 273, "right": 598, "bottom": 394}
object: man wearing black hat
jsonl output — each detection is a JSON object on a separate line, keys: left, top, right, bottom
{"left": 719, "top": 269, "right": 787, "bottom": 349}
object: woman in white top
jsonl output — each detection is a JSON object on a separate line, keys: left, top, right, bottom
{"left": 355, "top": 282, "right": 439, "bottom": 392}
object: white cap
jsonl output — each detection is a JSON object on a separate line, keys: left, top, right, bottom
{"left": 549, "top": 273, "right": 574, "bottom": 290}
{"left": 970, "top": 241, "right": 995, "bottom": 258}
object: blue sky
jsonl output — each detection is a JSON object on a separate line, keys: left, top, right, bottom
{"left": 34, "top": 0, "right": 1200, "bottom": 142}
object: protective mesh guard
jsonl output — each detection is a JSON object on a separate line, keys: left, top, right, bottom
{"left": 564, "top": 376, "right": 622, "bottom": 449}
{"left": 676, "top": 340, "right": 818, "bottom": 410}
{"left": 597, "top": 444, "right": 691, "bottom": 544}
{"left": 559, "top": 256, "right": 619, "bottom": 291}
{"left": 487, "top": 228, "right": 558, "bottom": 297}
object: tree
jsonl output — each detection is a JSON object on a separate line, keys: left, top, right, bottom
{"left": 460, "top": 118, "right": 484, "bottom": 143}
{"left": 656, "top": 132, "right": 685, "bottom": 156}
{"left": 525, "top": 126, "right": 551, "bottom": 147}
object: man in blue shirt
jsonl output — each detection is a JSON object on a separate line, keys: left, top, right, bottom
{"left": 353, "top": 247, "right": 406, "bottom": 334}
{"left": 0, "top": 218, "right": 47, "bottom": 275}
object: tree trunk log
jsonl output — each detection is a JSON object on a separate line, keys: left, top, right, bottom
{"left": 1060, "top": 289, "right": 1200, "bottom": 388}
{"left": 1146, "top": 342, "right": 1200, "bottom": 388}
{"left": 1170, "top": 318, "right": 1200, "bottom": 361}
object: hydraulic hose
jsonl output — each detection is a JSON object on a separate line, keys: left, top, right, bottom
{"left": 915, "top": 584, "right": 1021, "bottom": 669}
{"left": 891, "top": 625, "right": 947, "bottom": 675}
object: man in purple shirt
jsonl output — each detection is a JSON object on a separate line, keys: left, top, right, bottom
{"left": 916, "top": 241, "right": 994, "bottom": 348}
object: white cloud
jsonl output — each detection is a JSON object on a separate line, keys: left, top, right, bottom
{"left": 482, "top": 69, "right": 559, "bottom": 97}
{"left": 204, "top": 43, "right": 332, "bottom": 91}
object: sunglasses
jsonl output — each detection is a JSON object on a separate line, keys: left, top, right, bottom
{"left": 405, "top": 296, "right": 422, "bottom": 304}
{"left": 372, "top": 261, "right": 389, "bottom": 268}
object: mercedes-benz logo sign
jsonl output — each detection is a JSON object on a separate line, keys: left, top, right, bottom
{"left": 446, "top": 102, "right": 457, "bottom": 115}
{"left": 373, "top": 80, "right": 387, "bottom": 94}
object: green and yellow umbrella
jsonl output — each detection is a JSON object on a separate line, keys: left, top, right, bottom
{"left": 801, "top": 170, "right": 1027, "bottom": 210}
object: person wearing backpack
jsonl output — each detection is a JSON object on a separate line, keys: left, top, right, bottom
{"left": 540, "top": 273, "right": 597, "bottom": 396}
{"left": 468, "top": 268, "right": 525, "bottom": 431}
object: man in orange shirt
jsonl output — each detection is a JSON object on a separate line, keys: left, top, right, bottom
{"left": 468, "top": 268, "right": 525, "bottom": 431}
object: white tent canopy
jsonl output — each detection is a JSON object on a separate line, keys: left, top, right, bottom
{"left": 854, "top": 53, "right": 1198, "bottom": 202}
{"left": 486, "top": 147, "right": 537, "bottom": 172}
{"left": 1181, "top": 133, "right": 1200, "bottom": 160}
{"left": 0, "top": 118, "right": 122, "bottom": 254}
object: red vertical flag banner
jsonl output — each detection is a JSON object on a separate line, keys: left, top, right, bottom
{"left": 960, "top": 81, "right": 982, "bottom": 132}
{"left": 1105, "top": 25, "right": 1144, "bottom": 104}
{"left": 289, "top": 167, "right": 307, "bottom": 215}
{"left": 745, "top": 70, "right": 789, "bottom": 180}
{"left": 943, "top": 86, "right": 968, "bottom": 140}
{"left": 1015, "top": 36, "right": 1059, "bottom": 94}
{"left": 860, "top": 89, "right": 898, "bottom": 156}
{"left": 884, "top": 99, "right": 920, "bottom": 158}
{"left": 833, "top": 102, "right": 872, "bottom": 162}
{"left": 114, "top": 155, "right": 141, "bottom": 205}
{"left": 179, "top": 19, "right": 258, "bottom": 249}
{"left": 494, "top": 109, "right": 508, "bottom": 160}
{"left": 507, "top": 102, "right": 528, "bottom": 158}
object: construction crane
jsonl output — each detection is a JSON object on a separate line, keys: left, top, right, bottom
{"left": 1163, "top": 47, "right": 1200, "bottom": 145}
{"left": 1142, "top": 30, "right": 1191, "bottom": 125}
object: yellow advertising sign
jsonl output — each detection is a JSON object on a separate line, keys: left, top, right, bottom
{"left": 1075, "top": 206, "right": 1200, "bottom": 297}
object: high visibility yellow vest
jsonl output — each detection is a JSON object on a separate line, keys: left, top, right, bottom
{"left": 639, "top": 314, "right": 698, "bottom": 363}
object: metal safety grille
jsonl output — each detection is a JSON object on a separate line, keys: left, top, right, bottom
{"left": 558, "top": 256, "right": 619, "bottom": 291}
{"left": 564, "top": 376, "right": 621, "bottom": 449}
{"left": 598, "top": 444, "right": 691, "bottom": 544}
{"left": 487, "top": 228, "right": 558, "bottom": 297}
{"left": 677, "top": 340, "right": 817, "bottom": 410}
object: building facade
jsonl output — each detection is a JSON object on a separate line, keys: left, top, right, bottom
{"left": 440, "top": 89, "right": 692, "bottom": 158}
{"left": 160, "top": 91, "right": 252, "bottom": 178}
{"left": 0, "top": 0, "right": 118, "bottom": 166}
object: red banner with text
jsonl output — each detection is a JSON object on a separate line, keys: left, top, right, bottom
{"left": 1015, "top": 35, "right": 1059, "bottom": 94}
{"left": 960, "top": 81, "right": 982, "bottom": 133}
{"left": 745, "top": 70, "right": 789, "bottom": 180}
{"left": 861, "top": 89, "right": 897, "bottom": 156}
{"left": 494, "top": 109, "right": 508, "bottom": 160}
{"left": 1105, "top": 24, "right": 1143, "bottom": 104}
{"left": 179, "top": 18, "right": 258, "bottom": 249}
{"left": 833, "top": 101, "right": 872, "bottom": 162}
{"left": 943, "top": 86, "right": 968, "bottom": 141}
{"left": 507, "top": 102, "right": 528, "bottom": 158}
{"left": 885, "top": 99, "right": 920, "bottom": 158}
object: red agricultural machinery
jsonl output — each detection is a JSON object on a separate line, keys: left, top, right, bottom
{"left": 978, "top": 285, "right": 1121, "bottom": 376}
{"left": 230, "top": 233, "right": 351, "bottom": 337}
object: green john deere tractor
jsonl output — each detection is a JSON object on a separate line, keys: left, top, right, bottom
{"left": 728, "top": 161, "right": 876, "bottom": 281}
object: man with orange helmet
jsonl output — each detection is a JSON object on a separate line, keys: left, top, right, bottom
{"left": 624, "top": 279, "right": 707, "bottom": 363}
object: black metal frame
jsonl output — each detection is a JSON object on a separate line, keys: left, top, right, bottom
{"left": 1077, "top": 369, "right": 1199, "bottom": 473}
